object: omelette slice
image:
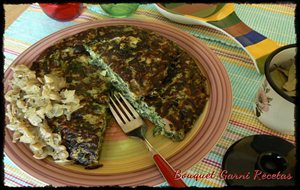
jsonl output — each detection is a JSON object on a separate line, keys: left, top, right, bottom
{"left": 31, "top": 42, "right": 110, "bottom": 169}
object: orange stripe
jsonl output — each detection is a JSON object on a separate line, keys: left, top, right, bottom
{"left": 172, "top": 4, "right": 217, "bottom": 15}
{"left": 223, "top": 22, "right": 253, "bottom": 37}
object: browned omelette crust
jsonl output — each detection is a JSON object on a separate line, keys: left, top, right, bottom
{"left": 31, "top": 40, "right": 110, "bottom": 168}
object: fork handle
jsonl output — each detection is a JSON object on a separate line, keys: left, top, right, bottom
{"left": 153, "top": 154, "right": 188, "bottom": 187}
{"left": 144, "top": 139, "right": 187, "bottom": 187}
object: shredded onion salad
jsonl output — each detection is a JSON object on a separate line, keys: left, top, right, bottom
{"left": 5, "top": 64, "right": 82, "bottom": 164}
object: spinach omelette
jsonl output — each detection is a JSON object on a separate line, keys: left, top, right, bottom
{"left": 13, "top": 25, "right": 210, "bottom": 168}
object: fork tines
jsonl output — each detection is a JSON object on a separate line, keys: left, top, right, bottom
{"left": 109, "top": 93, "right": 141, "bottom": 133}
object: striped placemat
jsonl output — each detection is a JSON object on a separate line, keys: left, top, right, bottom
{"left": 4, "top": 3, "right": 295, "bottom": 187}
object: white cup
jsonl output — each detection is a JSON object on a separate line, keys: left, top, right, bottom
{"left": 254, "top": 44, "right": 296, "bottom": 135}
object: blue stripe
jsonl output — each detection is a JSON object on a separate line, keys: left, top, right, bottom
{"left": 235, "top": 30, "right": 266, "bottom": 47}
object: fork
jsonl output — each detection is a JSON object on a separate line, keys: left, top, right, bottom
{"left": 109, "top": 93, "right": 187, "bottom": 187}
